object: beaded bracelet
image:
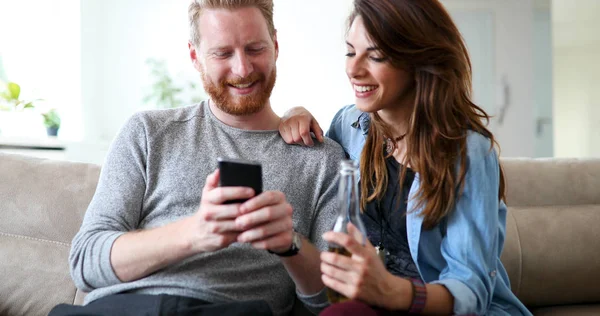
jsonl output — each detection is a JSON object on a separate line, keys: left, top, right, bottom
{"left": 408, "top": 277, "right": 427, "bottom": 314}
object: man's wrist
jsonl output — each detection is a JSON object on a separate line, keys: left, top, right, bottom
{"left": 268, "top": 231, "right": 302, "bottom": 257}
{"left": 268, "top": 244, "right": 292, "bottom": 254}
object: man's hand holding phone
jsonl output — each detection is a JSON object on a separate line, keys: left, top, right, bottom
{"left": 188, "top": 159, "right": 294, "bottom": 255}
{"left": 187, "top": 169, "right": 256, "bottom": 253}
{"left": 218, "top": 158, "right": 294, "bottom": 253}
{"left": 235, "top": 190, "right": 293, "bottom": 253}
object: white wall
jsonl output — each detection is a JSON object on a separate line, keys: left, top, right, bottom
{"left": 553, "top": 46, "right": 600, "bottom": 158}
{"left": 441, "top": 0, "right": 536, "bottom": 157}
{"left": 533, "top": 7, "right": 553, "bottom": 158}
{"left": 75, "top": 0, "right": 194, "bottom": 163}
{"left": 80, "top": 0, "right": 192, "bottom": 143}
{"left": 74, "top": 0, "right": 354, "bottom": 163}
{"left": 0, "top": 0, "right": 81, "bottom": 139}
{"left": 74, "top": 0, "right": 543, "bottom": 163}
{"left": 552, "top": 0, "right": 600, "bottom": 158}
{"left": 271, "top": 0, "right": 354, "bottom": 128}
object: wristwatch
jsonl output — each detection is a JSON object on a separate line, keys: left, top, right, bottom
{"left": 268, "top": 231, "right": 302, "bottom": 257}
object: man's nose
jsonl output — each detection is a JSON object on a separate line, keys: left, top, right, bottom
{"left": 232, "top": 53, "right": 254, "bottom": 78}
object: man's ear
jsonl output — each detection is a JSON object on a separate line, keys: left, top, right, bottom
{"left": 273, "top": 30, "right": 279, "bottom": 61}
{"left": 189, "top": 41, "right": 202, "bottom": 72}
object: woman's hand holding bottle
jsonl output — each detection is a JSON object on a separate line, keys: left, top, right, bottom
{"left": 321, "top": 223, "right": 411, "bottom": 310}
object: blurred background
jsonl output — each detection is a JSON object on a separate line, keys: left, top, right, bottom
{"left": 0, "top": 0, "right": 598, "bottom": 164}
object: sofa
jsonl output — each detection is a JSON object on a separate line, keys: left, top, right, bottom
{"left": 1, "top": 152, "right": 599, "bottom": 315}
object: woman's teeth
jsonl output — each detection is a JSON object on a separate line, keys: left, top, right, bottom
{"left": 355, "top": 85, "right": 377, "bottom": 93}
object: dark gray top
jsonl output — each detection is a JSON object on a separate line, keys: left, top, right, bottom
{"left": 362, "top": 156, "right": 420, "bottom": 279}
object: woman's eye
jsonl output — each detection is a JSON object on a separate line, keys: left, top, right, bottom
{"left": 370, "top": 56, "right": 386, "bottom": 62}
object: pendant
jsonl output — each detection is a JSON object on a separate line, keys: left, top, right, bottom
{"left": 385, "top": 138, "right": 394, "bottom": 155}
{"left": 375, "top": 245, "right": 386, "bottom": 262}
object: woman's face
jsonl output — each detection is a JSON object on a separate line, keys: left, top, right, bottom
{"left": 345, "top": 16, "right": 413, "bottom": 113}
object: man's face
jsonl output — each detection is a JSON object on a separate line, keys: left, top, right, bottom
{"left": 190, "top": 7, "right": 278, "bottom": 116}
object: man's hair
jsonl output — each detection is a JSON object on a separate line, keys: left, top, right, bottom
{"left": 188, "top": 0, "right": 276, "bottom": 47}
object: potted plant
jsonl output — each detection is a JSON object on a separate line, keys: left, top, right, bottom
{"left": 143, "top": 58, "right": 205, "bottom": 109}
{"left": 41, "top": 109, "right": 60, "bottom": 136}
{"left": 0, "top": 82, "right": 36, "bottom": 111}
{"left": 0, "top": 81, "right": 40, "bottom": 136}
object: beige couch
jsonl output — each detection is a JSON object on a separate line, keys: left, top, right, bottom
{"left": 1, "top": 153, "right": 599, "bottom": 315}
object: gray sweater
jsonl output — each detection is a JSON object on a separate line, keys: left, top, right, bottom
{"left": 69, "top": 101, "right": 345, "bottom": 315}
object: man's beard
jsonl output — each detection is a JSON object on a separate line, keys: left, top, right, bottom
{"left": 201, "top": 68, "right": 277, "bottom": 116}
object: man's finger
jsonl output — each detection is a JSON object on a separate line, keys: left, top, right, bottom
{"left": 240, "top": 191, "right": 286, "bottom": 214}
{"left": 203, "top": 169, "right": 220, "bottom": 193}
{"left": 206, "top": 220, "right": 243, "bottom": 233}
{"left": 203, "top": 204, "right": 242, "bottom": 220}
{"left": 205, "top": 186, "right": 255, "bottom": 205}
{"left": 237, "top": 216, "right": 292, "bottom": 243}
{"left": 249, "top": 231, "right": 292, "bottom": 250}
{"left": 236, "top": 203, "right": 291, "bottom": 230}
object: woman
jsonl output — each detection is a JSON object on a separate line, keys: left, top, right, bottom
{"left": 279, "top": 0, "right": 531, "bottom": 315}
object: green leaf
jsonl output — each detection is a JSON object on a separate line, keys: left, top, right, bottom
{"left": 7, "top": 82, "right": 20, "bottom": 100}
{"left": 23, "top": 102, "right": 35, "bottom": 109}
{"left": 0, "top": 90, "right": 10, "bottom": 100}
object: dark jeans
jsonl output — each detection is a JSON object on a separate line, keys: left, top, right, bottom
{"left": 48, "top": 293, "right": 273, "bottom": 316}
{"left": 319, "top": 300, "right": 410, "bottom": 316}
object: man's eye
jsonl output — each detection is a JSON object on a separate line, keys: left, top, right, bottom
{"left": 345, "top": 52, "right": 356, "bottom": 57}
{"left": 215, "top": 52, "right": 232, "bottom": 58}
{"left": 247, "top": 47, "right": 265, "bottom": 54}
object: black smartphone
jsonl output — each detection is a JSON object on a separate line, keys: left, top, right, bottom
{"left": 217, "top": 158, "right": 263, "bottom": 204}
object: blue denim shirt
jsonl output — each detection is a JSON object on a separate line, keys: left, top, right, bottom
{"left": 326, "top": 105, "right": 532, "bottom": 316}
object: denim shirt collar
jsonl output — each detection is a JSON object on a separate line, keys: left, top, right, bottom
{"left": 350, "top": 112, "right": 371, "bottom": 136}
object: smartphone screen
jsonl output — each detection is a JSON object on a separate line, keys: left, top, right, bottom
{"left": 217, "top": 158, "right": 263, "bottom": 204}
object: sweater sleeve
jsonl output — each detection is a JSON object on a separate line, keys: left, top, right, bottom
{"left": 296, "top": 140, "right": 345, "bottom": 314}
{"left": 69, "top": 113, "right": 148, "bottom": 291}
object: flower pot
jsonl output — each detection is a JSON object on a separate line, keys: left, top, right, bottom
{"left": 46, "top": 127, "right": 59, "bottom": 137}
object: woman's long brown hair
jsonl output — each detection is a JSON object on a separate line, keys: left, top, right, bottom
{"left": 353, "top": 0, "right": 506, "bottom": 229}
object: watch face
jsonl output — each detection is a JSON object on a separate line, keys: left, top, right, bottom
{"left": 292, "top": 231, "right": 302, "bottom": 250}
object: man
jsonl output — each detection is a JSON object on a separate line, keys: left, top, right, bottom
{"left": 49, "top": 1, "right": 344, "bottom": 315}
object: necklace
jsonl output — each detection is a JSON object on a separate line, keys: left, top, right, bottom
{"left": 375, "top": 171, "right": 400, "bottom": 263}
{"left": 375, "top": 201, "right": 388, "bottom": 263}
{"left": 385, "top": 134, "right": 406, "bottom": 155}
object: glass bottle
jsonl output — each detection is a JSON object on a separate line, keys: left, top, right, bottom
{"left": 326, "top": 160, "right": 368, "bottom": 304}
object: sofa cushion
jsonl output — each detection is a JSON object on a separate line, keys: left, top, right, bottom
{"left": 0, "top": 153, "right": 100, "bottom": 243}
{"left": 0, "top": 234, "right": 74, "bottom": 316}
{"left": 530, "top": 304, "right": 600, "bottom": 315}
{"left": 0, "top": 153, "right": 100, "bottom": 315}
{"left": 502, "top": 158, "right": 600, "bottom": 207}
{"left": 501, "top": 205, "right": 600, "bottom": 308}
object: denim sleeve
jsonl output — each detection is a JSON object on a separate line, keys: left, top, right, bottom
{"left": 325, "top": 106, "right": 345, "bottom": 141}
{"left": 430, "top": 137, "right": 503, "bottom": 315}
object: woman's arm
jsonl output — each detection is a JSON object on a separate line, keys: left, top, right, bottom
{"left": 383, "top": 276, "right": 454, "bottom": 314}
{"left": 321, "top": 225, "right": 454, "bottom": 314}
{"left": 429, "top": 133, "right": 506, "bottom": 315}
